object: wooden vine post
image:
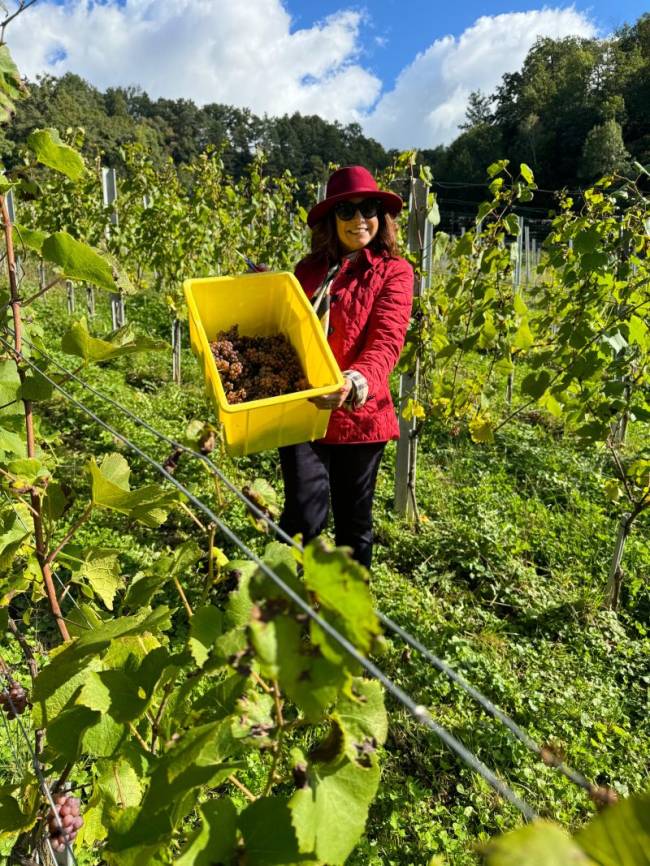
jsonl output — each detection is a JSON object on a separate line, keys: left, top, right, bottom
{"left": 394, "top": 176, "right": 429, "bottom": 520}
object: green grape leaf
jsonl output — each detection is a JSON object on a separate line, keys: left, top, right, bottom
{"left": 189, "top": 605, "right": 224, "bottom": 668}
{"left": 96, "top": 756, "right": 144, "bottom": 809}
{"left": 61, "top": 316, "right": 168, "bottom": 363}
{"left": 19, "top": 368, "right": 53, "bottom": 401}
{"left": 289, "top": 754, "right": 380, "bottom": 864}
{"left": 0, "top": 425, "right": 26, "bottom": 459}
{"left": 71, "top": 548, "right": 122, "bottom": 610}
{"left": 628, "top": 315, "right": 648, "bottom": 347}
{"left": 576, "top": 791, "right": 650, "bottom": 866}
{"left": 27, "top": 128, "right": 85, "bottom": 180}
{"left": 513, "top": 319, "right": 534, "bottom": 350}
{"left": 487, "top": 160, "right": 509, "bottom": 178}
{"left": 303, "top": 540, "right": 380, "bottom": 658}
{"left": 0, "top": 789, "right": 38, "bottom": 836}
{"left": 168, "top": 538, "right": 203, "bottom": 577}
{"left": 88, "top": 453, "right": 178, "bottom": 527}
{"left": 77, "top": 667, "right": 154, "bottom": 724}
{"left": 0, "top": 359, "right": 22, "bottom": 406}
{"left": 521, "top": 370, "right": 551, "bottom": 399}
{"left": 239, "top": 797, "right": 316, "bottom": 865}
{"left": 494, "top": 356, "right": 514, "bottom": 375}
{"left": 513, "top": 293, "right": 528, "bottom": 316}
{"left": 231, "top": 686, "right": 275, "bottom": 747}
{"left": 122, "top": 571, "right": 166, "bottom": 609}
{"left": 142, "top": 721, "right": 239, "bottom": 814}
{"left": 80, "top": 712, "right": 125, "bottom": 759}
{"left": 32, "top": 609, "right": 171, "bottom": 726}
{"left": 104, "top": 802, "right": 176, "bottom": 856}
{"left": 484, "top": 820, "right": 595, "bottom": 865}
{"left": 427, "top": 196, "right": 441, "bottom": 226}
{"left": 250, "top": 613, "right": 346, "bottom": 723}
{"left": 177, "top": 798, "right": 238, "bottom": 866}
{"left": 192, "top": 673, "right": 247, "bottom": 722}
{"left": 504, "top": 214, "right": 521, "bottom": 236}
{"left": 332, "top": 678, "right": 387, "bottom": 765}
{"left": 31, "top": 655, "right": 103, "bottom": 728}
{"left": 0, "top": 44, "right": 23, "bottom": 121}
{"left": 520, "top": 163, "right": 535, "bottom": 184}
{"left": 41, "top": 231, "right": 116, "bottom": 292}
{"left": 44, "top": 704, "right": 100, "bottom": 762}
{"left": 574, "top": 227, "right": 601, "bottom": 255}
{"left": 0, "top": 506, "right": 31, "bottom": 572}
{"left": 6, "top": 457, "right": 49, "bottom": 485}
{"left": 224, "top": 562, "right": 257, "bottom": 628}
{"left": 13, "top": 223, "right": 47, "bottom": 255}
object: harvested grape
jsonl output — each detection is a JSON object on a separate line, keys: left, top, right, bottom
{"left": 209, "top": 325, "right": 310, "bottom": 403}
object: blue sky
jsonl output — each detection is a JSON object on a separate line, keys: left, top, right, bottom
{"left": 291, "top": 1, "right": 647, "bottom": 88}
{"left": 8, "top": 1, "right": 648, "bottom": 149}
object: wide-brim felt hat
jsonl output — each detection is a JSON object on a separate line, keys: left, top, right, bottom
{"left": 307, "top": 165, "right": 403, "bottom": 228}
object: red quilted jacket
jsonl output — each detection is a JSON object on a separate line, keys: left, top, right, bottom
{"left": 295, "top": 247, "right": 414, "bottom": 444}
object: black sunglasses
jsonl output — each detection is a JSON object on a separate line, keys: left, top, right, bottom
{"left": 334, "top": 199, "right": 381, "bottom": 220}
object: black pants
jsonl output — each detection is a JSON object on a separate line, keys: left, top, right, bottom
{"left": 278, "top": 441, "right": 386, "bottom": 568}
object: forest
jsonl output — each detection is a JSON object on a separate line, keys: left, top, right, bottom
{"left": 4, "top": 12, "right": 649, "bottom": 212}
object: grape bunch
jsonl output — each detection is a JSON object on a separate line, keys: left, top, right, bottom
{"left": 48, "top": 794, "right": 83, "bottom": 852}
{"left": 209, "top": 325, "right": 310, "bottom": 404}
{"left": 0, "top": 681, "right": 28, "bottom": 719}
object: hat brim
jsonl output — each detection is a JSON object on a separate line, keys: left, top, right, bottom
{"left": 307, "top": 188, "right": 403, "bottom": 228}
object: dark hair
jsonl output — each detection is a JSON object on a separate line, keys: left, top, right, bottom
{"left": 307, "top": 208, "right": 399, "bottom": 263}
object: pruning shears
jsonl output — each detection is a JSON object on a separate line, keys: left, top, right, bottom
{"left": 236, "top": 250, "right": 265, "bottom": 273}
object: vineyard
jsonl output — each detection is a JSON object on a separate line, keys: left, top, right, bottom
{"left": 1, "top": 15, "right": 649, "bottom": 866}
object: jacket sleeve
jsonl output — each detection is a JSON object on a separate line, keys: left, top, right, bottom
{"left": 348, "top": 258, "right": 414, "bottom": 396}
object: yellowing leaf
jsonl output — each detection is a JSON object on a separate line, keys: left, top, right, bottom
{"left": 469, "top": 415, "right": 495, "bottom": 443}
{"left": 603, "top": 480, "right": 623, "bottom": 502}
{"left": 402, "top": 398, "right": 426, "bottom": 421}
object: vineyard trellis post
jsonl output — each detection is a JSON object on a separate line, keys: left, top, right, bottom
{"left": 606, "top": 511, "right": 631, "bottom": 609}
{"left": 66, "top": 280, "right": 75, "bottom": 314}
{"left": 172, "top": 318, "right": 182, "bottom": 385}
{"left": 394, "top": 176, "right": 429, "bottom": 520}
{"left": 102, "top": 167, "right": 125, "bottom": 329}
{"left": 85, "top": 283, "right": 95, "bottom": 318}
{"left": 6, "top": 188, "right": 21, "bottom": 287}
{"left": 506, "top": 216, "right": 524, "bottom": 404}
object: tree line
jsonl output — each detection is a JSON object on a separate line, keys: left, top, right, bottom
{"left": 4, "top": 12, "right": 648, "bottom": 212}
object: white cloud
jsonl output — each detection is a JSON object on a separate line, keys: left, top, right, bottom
{"left": 6, "top": 2, "right": 597, "bottom": 149}
{"left": 363, "top": 8, "right": 598, "bottom": 148}
{"left": 7, "top": 0, "right": 381, "bottom": 119}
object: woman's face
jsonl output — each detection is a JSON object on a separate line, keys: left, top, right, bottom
{"left": 334, "top": 197, "right": 380, "bottom": 254}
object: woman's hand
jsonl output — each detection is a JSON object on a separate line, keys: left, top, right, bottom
{"left": 309, "top": 377, "right": 352, "bottom": 410}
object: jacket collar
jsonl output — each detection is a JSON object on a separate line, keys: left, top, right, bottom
{"left": 340, "top": 245, "right": 386, "bottom": 271}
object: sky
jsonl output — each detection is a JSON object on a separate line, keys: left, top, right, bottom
{"left": 6, "top": 0, "right": 648, "bottom": 150}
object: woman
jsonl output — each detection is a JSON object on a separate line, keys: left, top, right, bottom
{"left": 279, "top": 165, "right": 414, "bottom": 568}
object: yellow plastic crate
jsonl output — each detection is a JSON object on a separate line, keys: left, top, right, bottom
{"left": 184, "top": 271, "right": 344, "bottom": 456}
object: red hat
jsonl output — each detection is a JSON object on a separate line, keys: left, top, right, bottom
{"left": 307, "top": 165, "right": 403, "bottom": 228}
